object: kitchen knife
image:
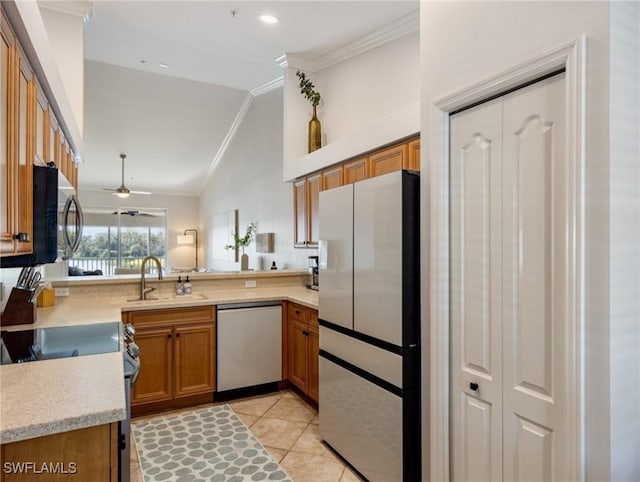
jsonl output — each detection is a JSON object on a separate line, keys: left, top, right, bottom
{"left": 28, "top": 271, "right": 42, "bottom": 289}
{"left": 16, "top": 268, "right": 28, "bottom": 288}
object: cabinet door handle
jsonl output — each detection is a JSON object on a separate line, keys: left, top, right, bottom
{"left": 302, "top": 330, "right": 309, "bottom": 336}
{"left": 469, "top": 382, "right": 479, "bottom": 392}
{"left": 13, "top": 233, "right": 29, "bottom": 242}
{"left": 176, "top": 333, "right": 180, "bottom": 338}
{"left": 295, "top": 310, "right": 301, "bottom": 315}
{"left": 167, "top": 334, "right": 172, "bottom": 339}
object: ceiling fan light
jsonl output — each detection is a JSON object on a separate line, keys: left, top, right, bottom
{"left": 116, "top": 191, "right": 130, "bottom": 199}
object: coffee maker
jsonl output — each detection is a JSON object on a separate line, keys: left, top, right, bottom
{"left": 307, "top": 256, "right": 319, "bottom": 291}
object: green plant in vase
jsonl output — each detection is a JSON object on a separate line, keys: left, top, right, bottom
{"left": 225, "top": 222, "right": 257, "bottom": 270}
{"left": 296, "top": 70, "right": 322, "bottom": 152}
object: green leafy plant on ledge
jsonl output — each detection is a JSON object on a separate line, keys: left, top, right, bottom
{"left": 296, "top": 71, "right": 321, "bottom": 107}
{"left": 224, "top": 222, "right": 257, "bottom": 254}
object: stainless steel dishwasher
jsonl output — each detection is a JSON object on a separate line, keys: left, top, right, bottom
{"left": 216, "top": 301, "right": 282, "bottom": 392}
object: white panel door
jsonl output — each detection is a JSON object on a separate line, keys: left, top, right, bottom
{"left": 319, "top": 184, "right": 354, "bottom": 330}
{"left": 501, "top": 75, "right": 567, "bottom": 482}
{"left": 353, "top": 171, "right": 403, "bottom": 345}
{"left": 451, "top": 100, "right": 504, "bottom": 482}
{"left": 450, "top": 73, "right": 567, "bottom": 482}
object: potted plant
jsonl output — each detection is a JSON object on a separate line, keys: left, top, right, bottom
{"left": 296, "top": 70, "right": 322, "bottom": 153}
{"left": 225, "top": 222, "right": 257, "bottom": 270}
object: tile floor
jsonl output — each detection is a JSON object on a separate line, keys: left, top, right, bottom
{"left": 130, "top": 389, "right": 364, "bottom": 482}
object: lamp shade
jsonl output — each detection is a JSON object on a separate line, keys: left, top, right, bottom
{"left": 177, "top": 234, "right": 194, "bottom": 245}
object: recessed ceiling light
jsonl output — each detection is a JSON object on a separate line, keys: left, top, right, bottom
{"left": 259, "top": 14, "right": 279, "bottom": 24}
{"left": 159, "top": 63, "right": 169, "bottom": 68}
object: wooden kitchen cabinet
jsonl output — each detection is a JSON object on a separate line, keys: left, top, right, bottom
{"left": 0, "top": 14, "right": 35, "bottom": 257}
{"left": 322, "top": 165, "right": 344, "bottom": 190}
{"left": 1, "top": 422, "right": 118, "bottom": 482}
{"left": 293, "top": 172, "right": 320, "bottom": 248}
{"left": 286, "top": 302, "right": 319, "bottom": 402}
{"left": 408, "top": 138, "right": 421, "bottom": 171}
{"left": 369, "top": 142, "right": 409, "bottom": 178}
{"left": 124, "top": 305, "right": 216, "bottom": 415}
{"left": 130, "top": 325, "right": 173, "bottom": 405}
{"left": 343, "top": 156, "right": 368, "bottom": 184}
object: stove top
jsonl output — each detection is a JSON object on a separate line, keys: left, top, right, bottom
{"left": 0, "top": 322, "right": 123, "bottom": 365}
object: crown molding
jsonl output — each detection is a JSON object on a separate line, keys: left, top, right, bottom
{"left": 250, "top": 76, "right": 283, "bottom": 97}
{"left": 198, "top": 93, "right": 254, "bottom": 195}
{"left": 280, "top": 10, "right": 419, "bottom": 73}
{"left": 38, "top": 1, "right": 95, "bottom": 22}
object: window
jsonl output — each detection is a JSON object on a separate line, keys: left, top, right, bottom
{"left": 68, "top": 208, "right": 167, "bottom": 275}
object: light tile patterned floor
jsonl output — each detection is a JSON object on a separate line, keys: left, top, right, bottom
{"left": 131, "top": 389, "right": 364, "bottom": 482}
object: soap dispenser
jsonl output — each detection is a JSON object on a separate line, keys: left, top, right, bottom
{"left": 184, "top": 276, "right": 192, "bottom": 295}
{"left": 175, "top": 276, "right": 184, "bottom": 296}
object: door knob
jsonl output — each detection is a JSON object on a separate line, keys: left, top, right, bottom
{"left": 469, "top": 382, "right": 479, "bottom": 392}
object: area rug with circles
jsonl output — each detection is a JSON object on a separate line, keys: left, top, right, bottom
{"left": 132, "top": 404, "right": 291, "bottom": 482}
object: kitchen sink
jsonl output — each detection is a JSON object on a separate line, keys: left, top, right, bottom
{"left": 126, "top": 293, "right": 209, "bottom": 303}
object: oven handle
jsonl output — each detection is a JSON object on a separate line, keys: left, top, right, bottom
{"left": 62, "top": 194, "right": 84, "bottom": 256}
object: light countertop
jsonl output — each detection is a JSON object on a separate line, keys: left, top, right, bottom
{"left": 0, "top": 286, "right": 318, "bottom": 444}
{"left": 0, "top": 352, "right": 126, "bottom": 444}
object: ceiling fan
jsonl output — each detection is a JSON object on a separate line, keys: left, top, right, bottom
{"left": 102, "top": 154, "right": 151, "bottom": 198}
{"left": 111, "top": 209, "right": 156, "bottom": 217}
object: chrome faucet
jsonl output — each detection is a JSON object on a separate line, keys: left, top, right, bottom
{"left": 140, "top": 256, "right": 163, "bottom": 300}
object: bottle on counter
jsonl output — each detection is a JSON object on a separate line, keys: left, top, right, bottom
{"left": 270, "top": 261, "right": 278, "bottom": 270}
{"left": 184, "top": 276, "right": 192, "bottom": 295}
{"left": 176, "top": 276, "right": 184, "bottom": 296}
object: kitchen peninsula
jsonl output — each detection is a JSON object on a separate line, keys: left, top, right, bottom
{"left": 1, "top": 269, "right": 318, "bottom": 456}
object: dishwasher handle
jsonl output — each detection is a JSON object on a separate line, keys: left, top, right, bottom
{"left": 217, "top": 301, "right": 282, "bottom": 311}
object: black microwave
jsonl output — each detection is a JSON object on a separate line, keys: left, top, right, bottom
{"left": 1, "top": 166, "right": 65, "bottom": 267}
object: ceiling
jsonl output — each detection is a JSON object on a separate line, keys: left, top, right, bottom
{"left": 78, "top": 1, "right": 419, "bottom": 196}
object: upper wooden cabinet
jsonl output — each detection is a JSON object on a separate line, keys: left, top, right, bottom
{"left": 0, "top": 9, "right": 79, "bottom": 258}
{"left": 322, "top": 165, "right": 343, "bottom": 190}
{"left": 408, "top": 138, "right": 421, "bottom": 171}
{"left": 369, "top": 143, "right": 409, "bottom": 178}
{"left": 1, "top": 12, "right": 35, "bottom": 257}
{"left": 293, "top": 136, "right": 419, "bottom": 247}
{"left": 344, "top": 157, "right": 368, "bottom": 185}
{"left": 293, "top": 173, "right": 320, "bottom": 248}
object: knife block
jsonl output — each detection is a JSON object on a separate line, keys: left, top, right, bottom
{"left": 1, "top": 288, "right": 37, "bottom": 326}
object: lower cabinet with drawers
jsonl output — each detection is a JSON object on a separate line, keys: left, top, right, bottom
{"left": 123, "top": 305, "right": 216, "bottom": 416}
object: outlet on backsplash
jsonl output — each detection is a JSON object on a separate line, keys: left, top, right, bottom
{"left": 244, "top": 280, "right": 257, "bottom": 288}
{"left": 54, "top": 288, "right": 70, "bottom": 297}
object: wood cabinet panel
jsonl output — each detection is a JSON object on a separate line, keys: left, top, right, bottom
{"left": 369, "top": 143, "right": 409, "bottom": 178}
{"left": 322, "top": 165, "right": 343, "bottom": 190}
{"left": 174, "top": 323, "right": 216, "bottom": 397}
{"left": 0, "top": 15, "right": 14, "bottom": 254}
{"left": 288, "top": 318, "right": 309, "bottom": 392}
{"left": 14, "top": 49, "right": 33, "bottom": 255}
{"left": 131, "top": 325, "right": 173, "bottom": 405}
{"left": 307, "top": 174, "right": 320, "bottom": 247}
{"left": 285, "top": 302, "right": 319, "bottom": 402}
{"left": 344, "top": 157, "right": 368, "bottom": 184}
{"left": 408, "top": 138, "right": 421, "bottom": 171}
{"left": 308, "top": 324, "right": 319, "bottom": 402}
{"left": 293, "top": 179, "right": 307, "bottom": 247}
{"left": 1, "top": 423, "right": 118, "bottom": 482}
{"left": 35, "top": 85, "right": 46, "bottom": 166}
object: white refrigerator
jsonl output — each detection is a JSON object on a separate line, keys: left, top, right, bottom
{"left": 318, "top": 170, "right": 420, "bottom": 481}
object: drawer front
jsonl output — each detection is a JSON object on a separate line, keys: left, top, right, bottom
{"left": 288, "top": 303, "right": 308, "bottom": 323}
{"left": 309, "top": 309, "right": 319, "bottom": 328}
{"left": 126, "top": 305, "right": 215, "bottom": 326}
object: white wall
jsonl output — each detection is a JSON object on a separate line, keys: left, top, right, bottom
{"left": 200, "top": 88, "right": 314, "bottom": 272}
{"left": 283, "top": 32, "right": 420, "bottom": 180}
{"left": 78, "top": 190, "right": 199, "bottom": 270}
{"left": 609, "top": 2, "right": 640, "bottom": 480}
{"left": 421, "top": 1, "right": 638, "bottom": 481}
{"left": 39, "top": 6, "right": 85, "bottom": 138}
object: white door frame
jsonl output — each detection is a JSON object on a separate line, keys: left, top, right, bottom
{"left": 427, "top": 37, "right": 587, "bottom": 481}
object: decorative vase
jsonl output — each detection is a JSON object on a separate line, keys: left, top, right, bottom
{"left": 241, "top": 253, "right": 249, "bottom": 271}
{"left": 308, "top": 105, "right": 321, "bottom": 153}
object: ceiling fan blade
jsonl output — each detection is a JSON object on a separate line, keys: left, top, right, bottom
{"left": 129, "top": 190, "right": 152, "bottom": 195}
{"left": 102, "top": 188, "right": 117, "bottom": 192}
